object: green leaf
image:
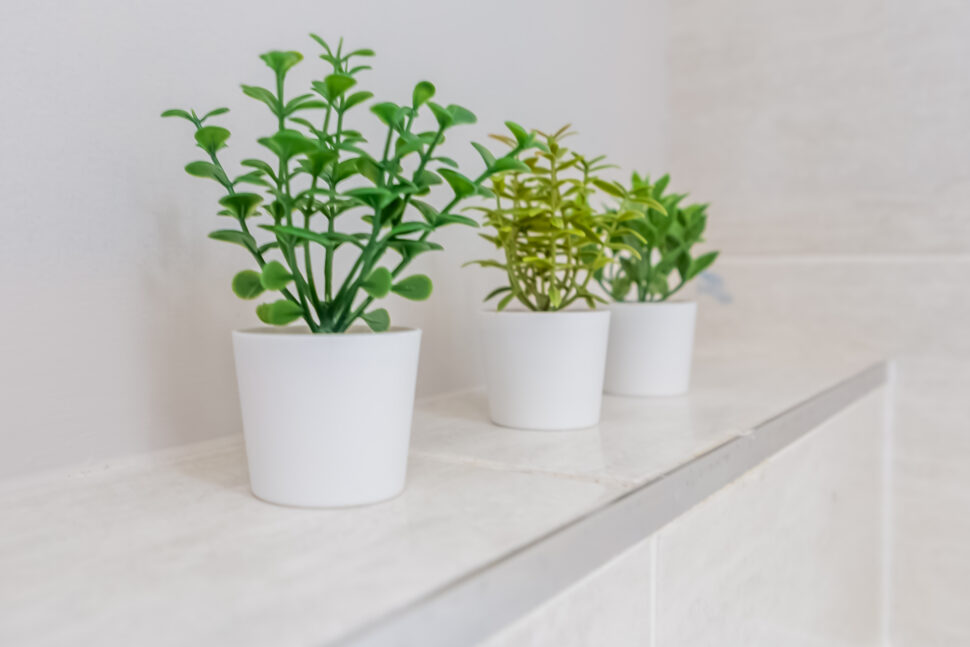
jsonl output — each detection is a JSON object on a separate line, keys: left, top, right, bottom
{"left": 347, "top": 48, "right": 375, "bottom": 58}
{"left": 194, "top": 126, "right": 230, "bottom": 154}
{"left": 361, "top": 308, "right": 390, "bottom": 332}
{"left": 592, "top": 178, "right": 625, "bottom": 198}
{"left": 391, "top": 274, "right": 433, "bottom": 300}
{"left": 202, "top": 107, "right": 229, "bottom": 121}
{"left": 361, "top": 267, "right": 392, "bottom": 298}
{"left": 322, "top": 73, "right": 356, "bottom": 100}
{"left": 259, "top": 261, "right": 294, "bottom": 290}
{"left": 261, "top": 224, "right": 364, "bottom": 249}
{"left": 344, "top": 91, "right": 374, "bottom": 110}
{"left": 345, "top": 186, "right": 395, "bottom": 210}
{"left": 472, "top": 142, "right": 496, "bottom": 168}
{"left": 438, "top": 168, "right": 477, "bottom": 199}
{"left": 241, "top": 85, "right": 280, "bottom": 114}
{"left": 161, "top": 108, "right": 194, "bottom": 122}
{"left": 208, "top": 229, "right": 256, "bottom": 249}
{"left": 184, "top": 161, "right": 230, "bottom": 186}
{"left": 505, "top": 121, "right": 530, "bottom": 145}
{"left": 218, "top": 193, "right": 263, "bottom": 219}
{"left": 447, "top": 104, "right": 477, "bottom": 126}
{"left": 256, "top": 299, "right": 304, "bottom": 326}
{"left": 258, "top": 129, "right": 319, "bottom": 159}
{"left": 232, "top": 270, "right": 264, "bottom": 299}
{"left": 299, "top": 149, "right": 338, "bottom": 177}
{"left": 413, "top": 169, "right": 442, "bottom": 189}
{"left": 370, "top": 102, "right": 403, "bottom": 129}
{"left": 412, "top": 200, "right": 439, "bottom": 223}
{"left": 388, "top": 239, "right": 443, "bottom": 260}
{"left": 490, "top": 157, "right": 530, "bottom": 173}
{"left": 435, "top": 213, "right": 478, "bottom": 227}
{"left": 427, "top": 102, "right": 453, "bottom": 128}
{"left": 412, "top": 81, "right": 435, "bottom": 107}
{"left": 484, "top": 285, "right": 511, "bottom": 301}
{"left": 496, "top": 293, "right": 515, "bottom": 311}
{"left": 686, "top": 251, "right": 719, "bottom": 281}
{"left": 259, "top": 50, "right": 303, "bottom": 75}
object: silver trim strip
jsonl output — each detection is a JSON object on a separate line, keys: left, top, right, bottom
{"left": 329, "top": 362, "right": 888, "bottom": 647}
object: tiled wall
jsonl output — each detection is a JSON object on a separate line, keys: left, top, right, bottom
{"left": 668, "top": 1, "right": 970, "bottom": 643}
{"left": 481, "top": 390, "right": 884, "bottom": 647}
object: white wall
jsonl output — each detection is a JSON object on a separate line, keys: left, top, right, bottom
{"left": 0, "top": 0, "right": 668, "bottom": 478}
{"left": 669, "top": 0, "right": 970, "bottom": 643}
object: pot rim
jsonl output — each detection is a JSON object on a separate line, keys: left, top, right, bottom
{"left": 607, "top": 299, "right": 696, "bottom": 307}
{"left": 479, "top": 308, "right": 610, "bottom": 316}
{"left": 233, "top": 325, "right": 421, "bottom": 337}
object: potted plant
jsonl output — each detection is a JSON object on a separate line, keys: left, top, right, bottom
{"left": 163, "top": 35, "right": 535, "bottom": 507}
{"left": 597, "top": 173, "right": 719, "bottom": 396}
{"left": 467, "top": 126, "right": 643, "bottom": 430}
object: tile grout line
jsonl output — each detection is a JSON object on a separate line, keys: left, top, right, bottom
{"left": 881, "top": 361, "right": 898, "bottom": 647}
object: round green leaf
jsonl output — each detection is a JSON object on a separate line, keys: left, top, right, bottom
{"left": 219, "top": 193, "right": 263, "bottom": 219}
{"left": 256, "top": 299, "right": 304, "bottom": 326}
{"left": 260, "top": 261, "right": 293, "bottom": 290}
{"left": 194, "top": 126, "right": 230, "bottom": 154}
{"left": 412, "top": 81, "right": 435, "bottom": 108}
{"left": 259, "top": 50, "right": 303, "bottom": 75}
{"left": 361, "top": 267, "right": 392, "bottom": 298}
{"left": 361, "top": 308, "right": 390, "bottom": 332}
{"left": 392, "top": 274, "right": 433, "bottom": 301}
{"left": 232, "top": 270, "right": 264, "bottom": 299}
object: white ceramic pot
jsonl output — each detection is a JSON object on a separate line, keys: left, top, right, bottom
{"left": 480, "top": 310, "right": 611, "bottom": 430}
{"left": 232, "top": 327, "right": 421, "bottom": 508}
{"left": 604, "top": 301, "right": 697, "bottom": 396}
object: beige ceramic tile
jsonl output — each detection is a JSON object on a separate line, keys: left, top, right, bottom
{"left": 0, "top": 439, "right": 617, "bottom": 647}
{"left": 669, "top": 0, "right": 970, "bottom": 254}
{"left": 478, "top": 536, "right": 653, "bottom": 647}
{"left": 655, "top": 390, "right": 884, "bottom": 646}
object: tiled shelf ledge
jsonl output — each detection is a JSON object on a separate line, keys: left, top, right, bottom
{"left": 0, "top": 339, "right": 886, "bottom": 647}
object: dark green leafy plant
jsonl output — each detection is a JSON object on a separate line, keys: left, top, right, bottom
{"left": 467, "top": 126, "right": 659, "bottom": 311}
{"left": 163, "top": 35, "right": 538, "bottom": 332}
{"left": 597, "top": 173, "right": 718, "bottom": 302}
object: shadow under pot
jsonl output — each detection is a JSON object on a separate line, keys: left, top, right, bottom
{"left": 604, "top": 301, "right": 697, "bottom": 397}
{"left": 232, "top": 327, "right": 421, "bottom": 508}
{"left": 480, "top": 309, "right": 611, "bottom": 430}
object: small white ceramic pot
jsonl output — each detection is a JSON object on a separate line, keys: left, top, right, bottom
{"left": 232, "top": 327, "right": 421, "bottom": 508}
{"left": 480, "top": 310, "right": 611, "bottom": 430}
{"left": 604, "top": 301, "right": 697, "bottom": 396}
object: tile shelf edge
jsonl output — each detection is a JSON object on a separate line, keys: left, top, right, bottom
{"left": 330, "top": 361, "right": 889, "bottom": 647}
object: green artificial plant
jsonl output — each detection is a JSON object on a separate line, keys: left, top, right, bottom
{"left": 163, "top": 35, "right": 538, "bottom": 332}
{"left": 467, "top": 126, "right": 660, "bottom": 311}
{"left": 597, "top": 173, "right": 718, "bottom": 302}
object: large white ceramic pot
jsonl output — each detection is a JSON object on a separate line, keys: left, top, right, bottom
{"left": 232, "top": 327, "right": 422, "bottom": 508}
{"left": 480, "top": 310, "right": 611, "bottom": 430}
{"left": 604, "top": 301, "right": 697, "bottom": 397}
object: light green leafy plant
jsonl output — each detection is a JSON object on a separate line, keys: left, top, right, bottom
{"left": 597, "top": 173, "right": 718, "bottom": 302}
{"left": 467, "top": 125, "right": 657, "bottom": 311}
{"left": 163, "top": 35, "right": 538, "bottom": 332}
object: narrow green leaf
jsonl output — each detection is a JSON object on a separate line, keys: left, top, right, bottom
{"left": 686, "top": 251, "right": 719, "bottom": 280}
{"left": 391, "top": 274, "right": 433, "bottom": 300}
{"left": 505, "top": 121, "right": 530, "bottom": 145}
{"left": 241, "top": 85, "right": 280, "bottom": 114}
{"left": 490, "top": 157, "right": 530, "bottom": 173}
{"left": 370, "top": 101, "right": 403, "bottom": 129}
{"left": 184, "top": 161, "right": 230, "bottom": 186}
{"left": 496, "top": 293, "right": 515, "bottom": 311}
{"left": 259, "top": 261, "right": 294, "bottom": 290}
{"left": 344, "top": 90, "right": 374, "bottom": 110}
{"left": 161, "top": 108, "right": 194, "bottom": 122}
{"left": 232, "top": 270, "right": 264, "bottom": 299}
{"left": 438, "top": 168, "right": 476, "bottom": 199}
{"left": 208, "top": 229, "right": 256, "bottom": 249}
{"left": 201, "top": 107, "right": 229, "bottom": 121}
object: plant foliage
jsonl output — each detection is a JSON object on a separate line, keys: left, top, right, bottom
{"left": 467, "top": 126, "right": 661, "bottom": 311}
{"left": 163, "top": 36, "right": 538, "bottom": 332}
{"left": 597, "top": 173, "right": 718, "bottom": 302}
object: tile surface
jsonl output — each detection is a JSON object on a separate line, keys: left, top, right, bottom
{"left": 478, "top": 537, "right": 654, "bottom": 647}
{"left": 655, "top": 391, "right": 884, "bottom": 647}
{"left": 0, "top": 440, "right": 616, "bottom": 647}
